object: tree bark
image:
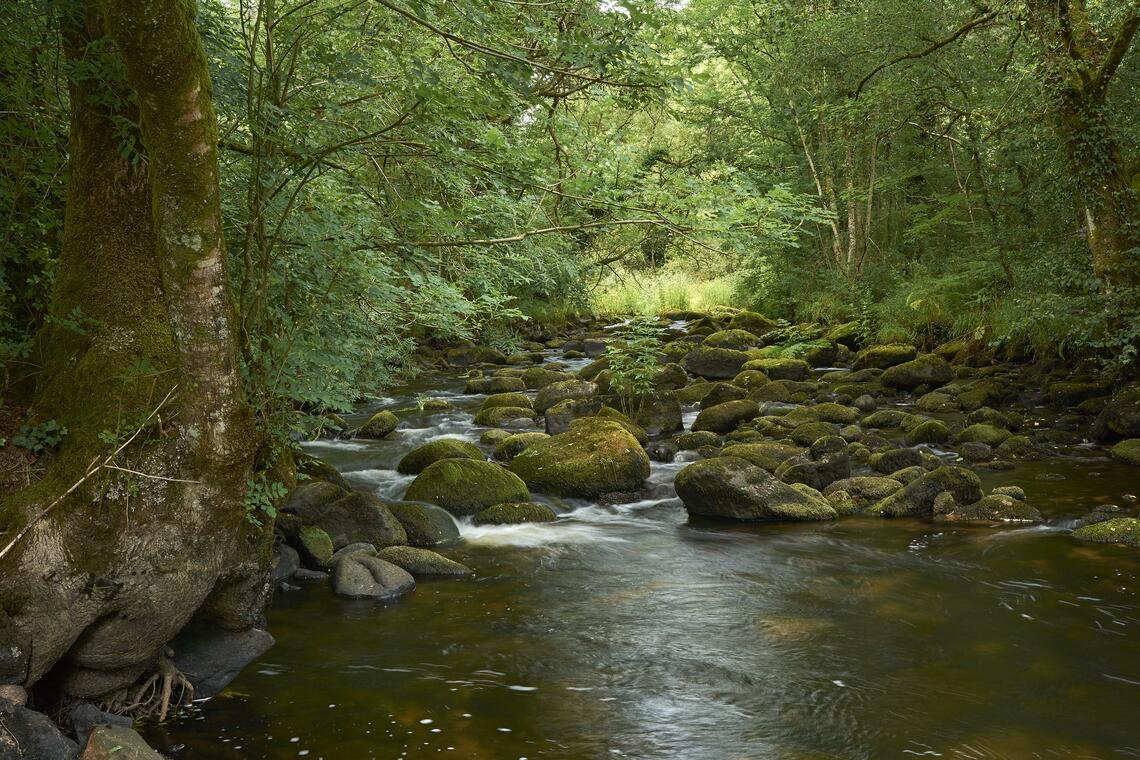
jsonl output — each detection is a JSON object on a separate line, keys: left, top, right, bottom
{"left": 0, "top": 0, "right": 269, "bottom": 702}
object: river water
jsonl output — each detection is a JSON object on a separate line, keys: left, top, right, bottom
{"left": 147, "top": 358, "right": 1140, "bottom": 759}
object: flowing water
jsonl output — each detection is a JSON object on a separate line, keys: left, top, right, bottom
{"left": 147, "top": 360, "right": 1140, "bottom": 759}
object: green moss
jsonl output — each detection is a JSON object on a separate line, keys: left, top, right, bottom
{"left": 493, "top": 432, "right": 549, "bottom": 462}
{"left": 396, "top": 439, "right": 484, "bottom": 475}
{"left": 358, "top": 410, "right": 399, "bottom": 439}
{"left": 473, "top": 406, "right": 536, "bottom": 427}
{"left": 703, "top": 329, "right": 761, "bottom": 350}
{"left": 479, "top": 393, "right": 533, "bottom": 412}
{"left": 404, "top": 459, "right": 529, "bottom": 516}
{"left": 1071, "top": 518, "right": 1140, "bottom": 547}
{"left": 472, "top": 502, "right": 557, "bottom": 525}
{"left": 508, "top": 419, "right": 649, "bottom": 498}
{"left": 1109, "top": 439, "right": 1140, "bottom": 466}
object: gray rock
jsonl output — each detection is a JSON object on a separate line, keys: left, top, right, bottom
{"left": 171, "top": 623, "right": 275, "bottom": 700}
{"left": 375, "top": 546, "right": 474, "bottom": 578}
{"left": 80, "top": 724, "right": 163, "bottom": 759}
{"left": 0, "top": 701, "right": 77, "bottom": 760}
{"left": 270, "top": 543, "right": 300, "bottom": 584}
{"left": 331, "top": 554, "right": 416, "bottom": 601}
{"left": 675, "top": 456, "right": 837, "bottom": 521}
{"left": 775, "top": 435, "right": 851, "bottom": 491}
{"left": 388, "top": 502, "right": 461, "bottom": 546}
{"left": 70, "top": 703, "right": 132, "bottom": 749}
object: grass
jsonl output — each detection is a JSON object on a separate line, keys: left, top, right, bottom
{"left": 591, "top": 264, "right": 743, "bottom": 316}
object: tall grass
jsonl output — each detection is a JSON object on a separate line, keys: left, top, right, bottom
{"left": 592, "top": 264, "right": 743, "bottom": 316}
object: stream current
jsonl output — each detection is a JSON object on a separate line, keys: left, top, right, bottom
{"left": 147, "top": 349, "right": 1140, "bottom": 759}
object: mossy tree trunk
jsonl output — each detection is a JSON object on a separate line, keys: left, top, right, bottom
{"left": 0, "top": 0, "right": 270, "bottom": 702}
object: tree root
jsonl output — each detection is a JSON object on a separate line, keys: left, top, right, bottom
{"left": 98, "top": 649, "right": 194, "bottom": 722}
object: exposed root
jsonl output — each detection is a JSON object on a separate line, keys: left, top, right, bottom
{"left": 98, "top": 649, "right": 194, "bottom": 722}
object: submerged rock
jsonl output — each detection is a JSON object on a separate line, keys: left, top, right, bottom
{"left": 405, "top": 459, "right": 529, "bottom": 516}
{"left": 675, "top": 456, "right": 836, "bottom": 521}
{"left": 509, "top": 419, "right": 650, "bottom": 498}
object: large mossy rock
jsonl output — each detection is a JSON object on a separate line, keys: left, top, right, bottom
{"left": 935, "top": 493, "right": 1042, "bottom": 524}
{"left": 493, "top": 432, "right": 550, "bottom": 462}
{"left": 743, "top": 357, "right": 810, "bottom": 381}
{"left": 654, "top": 363, "right": 690, "bottom": 390}
{"left": 957, "top": 378, "right": 1014, "bottom": 412}
{"left": 1109, "top": 439, "right": 1140, "bottom": 466}
{"left": 675, "top": 456, "right": 836, "bottom": 521}
{"left": 682, "top": 346, "right": 750, "bottom": 379}
{"left": 703, "top": 328, "right": 762, "bottom": 350}
{"left": 473, "top": 502, "right": 558, "bottom": 525}
{"left": 404, "top": 459, "right": 530, "bottom": 516}
{"left": 1093, "top": 385, "right": 1140, "bottom": 442}
{"left": 956, "top": 423, "right": 1011, "bottom": 447}
{"left": 479, "top": 392, "right": 533, "bottom": 411}
{"left": 396, "top": 438, "right": 484, "bottom": 475}
{"left": 508, "top": 419, "right": 650, "bottom": 498}
{"left": 699, "top": 382, "right": 748, "bottom": 409}
{"left": 464, "top": 375, "right": 526, "bottom": 394}
{"left": 692, "top": 399, "right": 759, "bottom": 434}
{"left": 285, "top": 489, "right": 407, "bottom": 550}
{"left": 634, "top": 390, "right": 684, "bottom": 437}
{"left": 332, "top": 554, "right": 416, "bottom": 600}
{"left": 535, "top": 379, "right": 598, "bottom": 414}
{"left": 782, "top": 402, "right": 858, "bottom": 425}
{"left": 728, "top": 310, "right": 777, "bottom": 335}
{"left": 522, "top": 366, "right": 573, "bottom": 389}
{"left": 852, "top": 343, "right": 917, "bottom": 371}
{"left": 387, "top": 501, "right": 460, "bottom": 546}
{"left": 775, "top": 435, "right": 851, "bottom": 491}
{"left": 872, "top": 466, "right": 983, "bottom": 518}
{"left": 907, "top": 419, "right": 950, "bottom": 445}
{"left": 1071, "top": 517, "right": 1140, "bottom": 547}
{"left": 822, "top": 476, "right": 903, "bottom": 507}
{"left": 824, "top": 321, "right": 861, "bottom": 349}
{"left": 880, "top": 354, "right": 952, "bottom": 390}
{"left": 545, "top": 397, "right": 603, "bottom": 435}
{"left": 473, "top": 406, "right": 536, "bottom": 427}
{"left": 720, "top": 441, "right": 802, "bottom": 471}
{"left": 357, "top": 410, "right": 399, "bottom": 439}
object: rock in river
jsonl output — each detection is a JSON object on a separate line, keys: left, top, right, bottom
{"left": 404, "top": 458, "right": 530, "bottom": 516}
{"left": 675, "top": 456, "right": 837, "bottom": 521}
{"left": 333, "top": 554, "right": 416, "bottom": 600}
{"left": 509, "top": 419, "right": 650, "bottom": 498}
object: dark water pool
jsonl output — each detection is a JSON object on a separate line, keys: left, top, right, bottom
{"left": 146, "top": 371, "right": 1140, "bottom": 759}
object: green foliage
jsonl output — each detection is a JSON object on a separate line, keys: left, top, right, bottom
{"left": 12, "top": 420, "right": 67, "bottom": 453}
{"left": 604, "top": 318, "right": 663, "bottom": 417}
{"left": 244, "top": 474, "right": 287, "bottom": 527}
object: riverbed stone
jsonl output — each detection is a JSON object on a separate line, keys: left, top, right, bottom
{"left": 958, "top": 441, "right": 993, "bottom": 462}
{"left": 296, "top": 525, "right": 334, "bottom": 567}
{"left": 357, "top": 410, "right": 399, "bottom": 439}
{"left": 479, "top": 392, "right": 533, "bottom": 411}
{"left": 170, "top": 622, "right": 275, "bottom": 700}
{"left": 700, "top": 382, "right": 748, "bottom": 409}
{"left": 915, "top": 391, "right": 958, "bottom": 413}
{"left": 1071, "top": 517, "right": 1140, "bottom": 547}
{"left": 692, "top": 399, "right": 759, "bottom": 434}
{"left": 822, "top": 476, "right": 903, "bottom": 507}
{"left": 271, "top": 543, "right": 301, "bottom": 584}
{"left": 332, "top": 554, "right": 416, "bottom": 600}
{"left": 522, "top": 366, "right": 573, "bottom": 389}
{"left": 957, "top": 378, "right": 1013, "bottom": 412}
{"left": 789, "top": 421, "right": 836, "bottom": 447}
{"left": 872, "top": 465, "right": 983, "bottom": 518}
{"left": 906, "top": 419, "right": 950, "bottom": 445}
{"left": 545, "top": 397, "right": 603, "bottom": 435}
{"left": 1110, "top": 438, "right": 1140, "bottom": 466}
{"left": 634, "top": 390, "right": 683, "bottom": 436}
{"left": 305, "top": 491, "right": 408, "bottom": 549}
{"left": 1047, "top": 380, "right": 1110, "bottom": 407}
{"left": 869, "top": 447, "right": 925, "bottom": 474}
{"left": 784, "top": 402, "right": 858, "bottom": 425}
{"left": 880, "top": 354, "right": 952, "bottom": 390}
{"left": 852, "top": 343, "right": 917, "bottom": 371}
{"left": 465, "top": 376, "right": 526, "bottom": 394}
{"left": 70, "top": 703, "right": 132, "bottom": 749}
{"left": 994, "top": 435, "right": 1040, "bottom": 460}
{"left": 509, "top": 419, "right": 650, "bottom": 498}
{"left": 682, "top": 346, "right": 750, "bottom": 379}
{"left": 535, "top": 379, "right": 598, "bottom": 414}
{"left": 473, "top": 406, "right": 537, "bottom": 427}
{"left": 493, "top": 432, "right": 550, "bottom": 461}
{"left": 956, "top": 423, "right": 1011, "bottom": 447}
{"left": 720, "top": 441, "right": 802, "bottom": 472}
{"left": 388, "top": 501, "right": 460, "bottom": 546}
{"left": 704, "top": 328, "right": 762, "bottom": 350}
{"left": 1091, "top": 385, "right": 1140, "bottom": 442}
{"left": 0, "top": 700, "right": 78, "bottom": 759}
{"left": 728, "top": 310, "right": 777, "bottom": 335}
{"left": 473, "top": 502, "right": 558, "bottom": 525}
{"left": 775, "top": 435, "right": 851, "bottom": 491}
{"left": 675, "top": 456, "right": 837, "bottom": 521}
{"left": 396, "top": 439, "right": 484, "bottom": 475}
{"left": 405, "top": 459, "right": 530, "bottom": 516}
{"left": 376, "top": 546, "right": 473, "bottom": 577}
{"left": 80, "top": 724, "right": 164, "bottom": 759}
{"left": 936, "top": 493, "right": 1042, "bottom": 523}
{"left": 743, "top": 358, "right": 811, "bottom": 381}
{"left": 675, "top": 430, "right": 721, "bottom": 451}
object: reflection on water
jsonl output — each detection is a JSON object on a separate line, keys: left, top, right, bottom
{"left": 146, "top": 371, "right": 1140, "bottom": 759}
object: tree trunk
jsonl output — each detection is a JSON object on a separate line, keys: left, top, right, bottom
{"left": 0, "top": 0, "right": 270, "bottom": 703}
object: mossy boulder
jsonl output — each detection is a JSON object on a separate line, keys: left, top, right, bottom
{"left": 508, "top": 419, "right": 650, "bottom": 498}
{"left": 284, "top": 486, "right": 407, "bottom": 550}
{"left": 535, "top": 379, "right": 598, "bottom": 414}
{"left": 1092, "top": 385, "right": 1140, "bottom": 442}
{"left": 700, "top": 382, "right": 749, "bottom": 409}
{"left": 479, "top": 392, "right": 533, "bottom": 412}
{"left": 783, "top": 402, "right": 858, "bottom": 425}
{"left": 676, "top": 381, "right": 715, "bottom": 404}
{"left": 872, "top": 466, "right": 982, "bottom": 518}
{"left": 956, "top": 423, "right": 1011, "bottom": 447}
{"left": 692, "top": 399, "right": 760, "bottom": 434}
{"left": 589, "top": 407, "right": 649, "bottom": 444}
{"left": 1071, "top": 517, "right": 1140, "bottom": 547}
{"left": 480, "top": 429, "right": 512, "bottom": 445}
{"left": 332, "top": 554, "right": 415, "bottom": 600}
{"left": 295, "top": 453, "right": 350, "bottom": 489}
{"left": 464, "top": 376, "right": 526, "bottom": 394}
{"left": 907, "top": 419, "right": 950, "bottom": 445}
{"left": 376, "top": 546, "right": 473, "bottom": 577}
{"left": 634, "top": 390, "right": 684, "bottom": 437}
{"left": 387, "top": 501, "right": 461, "bottom": 546}
{"left": 493, "top": 432, "right": 550, "bottom": 462}
{"left": 789, "top": 421, "right": 836, "bottom": 447}
{"left": 397, "top": 438, "right": 484, "bottom": 475}
{"left": 473, "top": 406, "right": 536, "bottom": 427}
{"left": 775, "top": 435, "right": 850, "bottom": 491}
{"left": 404, "top": 459, "right": 530, "bottom": 516}
{"left": 675, "top": 430, "right": 722, "bottom": 451}
{"left": 802, "top": 342, "right": 841, "bottom": 368}
{"left": 862, "top": 409, "right": 919, "bottom": 430}
{"left": 869, "top": 447, "right": 925, "bottom": 474}
{"left": 1109, "top": 438, "right": 1140, "bottom": 466}
{"left": 822, "top": 476, "right": 903, "bottom": 508}
{"left": 675, "top": 456, "right": 837, "bottom": 521}
{"left": 682, "top": 346, "right": 750, "bottom": 379}
{"left": 654, "top": 362, "right": 690, "bottom": 390}
{"left": 880, "top": 354, "right": 952, "bottom": 390}
{"left": 296, "top": 525, "right": 334, "bottom": 568}
{"left": 544, "top": 397, "right": 603, "bottom": 435}
{"left": 472, "top": 502, "right": 558, "bottom": 525}
{"left": 957, "top": 379, "right": 1014, "bottom": 412}
{"left": 935, "top": 493, "right": 1042, "bottom": 524}
{"left": 728, "top": 310, "right": 777, "bottom": 335}
{"left": 522, "top": 366, "right": 573, "bottom": 389}
{"left": 743, "top": 358, "right": 811, "bottom": 381}
{"left": 357, "top": 410, "right": 399, "bottom": 439}
{"left": 731, "top": 369, "right": 770, "bottom": 391}
{"left": 704, "top": 328, "right": 762, "bottom": 350}
{"left": 720, "top": 441, "right": 802, "bottom": 472}
{"left": 1046, "top": 380, "right": 1110, "bottom": 407}
{"left": 825, "top": 321, "right": 861, "bottom": 349}
{"left": 994, "top": 435, "right": 1039, "bottom": 460}
{"left": 915, "top": 391, "right": 958, "bottom": 413}
{"left": 852, "top": 343, "right": 917, "bottom": 371}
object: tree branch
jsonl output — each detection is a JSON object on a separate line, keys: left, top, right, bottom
{"left": 1089, "top": 5, "right": 1140, "bottom": 101}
